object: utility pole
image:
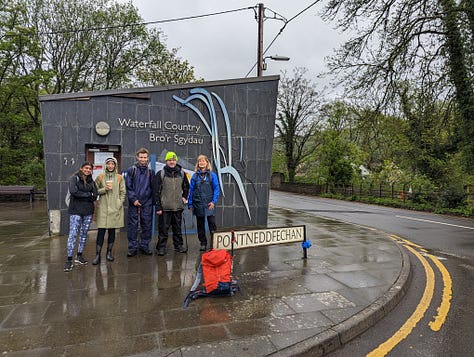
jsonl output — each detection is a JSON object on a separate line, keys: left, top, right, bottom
{"left": 257, "top": 3, "right": 264, "bottom": 77}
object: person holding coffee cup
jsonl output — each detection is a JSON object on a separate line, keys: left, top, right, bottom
{"left": 93, "top": 157, "right": 126, "bottom": 265}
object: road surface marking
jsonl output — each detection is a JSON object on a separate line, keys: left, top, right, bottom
{"left": 367, "top": 244, "right": 435, "bottom": 357}
{"left": 427, "top": 254, "right": 452, "bottom": 331}
{"left": 388, "top": 234, "right": 422, "bottom": 248}
{"left": 396, "top": 215, "right": 474, "bottom": 230}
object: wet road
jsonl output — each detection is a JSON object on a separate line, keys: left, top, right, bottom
{"left": 270, "top": 190, "right": 474, "bottom": 356}
{"left": 269, "top": 191, "right": 474, "bottom": 259}
{"left": 0, "top": 199, "right": 405, "bottom": 356}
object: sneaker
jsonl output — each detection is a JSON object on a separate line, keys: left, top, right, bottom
{"left": 175, "top": 245, "right": 188, "bottom": 254}
{"left": 157, "top": 248, "right": 166, "bottom": 256}
{"left": 75, "top": 255, "right": 88, "bottom": 265}
{"left": 200, "top": 244, "right": 207, "bottom": 252}
{"left": 63, "top": 260, "right": 73, "bottom": 272}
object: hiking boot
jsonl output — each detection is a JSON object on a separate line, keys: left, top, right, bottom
{"left": 175, "top": 245, "right": 187, "bottom": 254}
{"left": 200, "top": 244, "right": 207, "bottom": 252}
{"left": 139, "top": 247, "right": 153, "bottom": 255}
{"left": 127, "top": 250, "right": 138, "bottom": 257}
{"left": 157, "top": 248, "right": 166, "bottom": 256}
{"left": 75, "top": 255, "right": 88, "bottom": 265}
{"left": 63, "top": 260, "right": 73, "bottom": 272}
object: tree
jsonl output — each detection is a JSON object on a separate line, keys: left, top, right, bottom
{"left": 275, "top": 68, "right": 322, "bottom": 183}
{"left": 136, "top": 47, "right": 201, "bottom": 86}
{"left": 0, "top": 1, "right": 45, "bottom": 185}
{"left": 0, "top": 0, "right": 198, "bottom": 187}
{"left": 321, "top": 0, "right": 474, "bottom": 172}
{"left": 25, "top": 0, "right": 197, "bottom": 93}
{"left": 317, "top": 101, "right": 362, "bottom": 185}
{"left": 318, "top": 130, "right": 356, "bottom": 186}
{"left": 399, "top": 84, "right": 458, "bottom": 184}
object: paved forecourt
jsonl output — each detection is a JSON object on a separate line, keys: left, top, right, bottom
{"left": 0, "top": 201, "right": 409, "bottom": 356}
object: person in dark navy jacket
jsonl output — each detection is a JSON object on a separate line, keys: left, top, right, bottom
{"left": 125, "top": 148, "right": 154, "bottom": 257}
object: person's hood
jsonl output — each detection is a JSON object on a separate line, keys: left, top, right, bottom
{"left": 104, "top": 157, "right": 118, "bottom": 175}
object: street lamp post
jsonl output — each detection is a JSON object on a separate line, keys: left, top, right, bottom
{"left": 262, "top": 55, "right": 290, "bottom": 71}
{"left": 255, "top": 3, "right": 290, "bottom": 76}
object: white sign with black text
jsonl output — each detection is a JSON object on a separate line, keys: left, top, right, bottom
{"left": 212, "top": 226, "right": 306, "bottom": 250}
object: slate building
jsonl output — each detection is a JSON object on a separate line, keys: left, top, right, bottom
{"left": 39, "top": 76, "right": 279, "bottom": 235}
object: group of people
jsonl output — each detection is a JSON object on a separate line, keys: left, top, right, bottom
{"left": 63, "top": 148, "right": 220, "bottom": 272}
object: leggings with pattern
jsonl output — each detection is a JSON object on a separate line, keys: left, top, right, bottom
{"left": 67, "top": 214, "right": 92, "bottom": 257}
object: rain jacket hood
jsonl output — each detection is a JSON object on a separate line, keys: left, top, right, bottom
{"left": 95, "top": 157, "right": 126, "bottom": 228}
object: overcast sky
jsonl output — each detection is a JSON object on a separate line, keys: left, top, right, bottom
{"left": 125, "top": 1, "right": 348, "bottom": 95}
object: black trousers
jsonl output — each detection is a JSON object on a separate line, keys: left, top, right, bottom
{"left": 96, "top": 228, "right": 116, "bottom": 246}
{"left": 157, "top": 210, "right": 183, "bottom": 249}
{"left": 196, "top": 215, "right": 217, "bottom": 245}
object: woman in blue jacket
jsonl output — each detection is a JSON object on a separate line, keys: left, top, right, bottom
{"left": 188, "top": 155, "right": 219, "bottom": 251}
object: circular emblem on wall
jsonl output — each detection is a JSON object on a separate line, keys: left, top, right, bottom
{"left": 95, "top": 121, "right": 110, "bottom": 136}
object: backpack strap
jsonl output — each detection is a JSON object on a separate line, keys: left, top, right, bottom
{"left": 193, "top": 171, "right": 212, "bottom": 185}
{"left": 98, "top": 173, "right": 121, "bottom": 184}
{"left": 132, "top": 165, "right": 152, "bottom": 183}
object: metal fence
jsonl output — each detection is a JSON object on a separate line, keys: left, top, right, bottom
{"left": 273, "top": 179, "right": 473, "bottom": 207}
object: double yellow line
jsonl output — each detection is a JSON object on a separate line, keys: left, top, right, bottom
{"left": 367, "top": 235, "right": 452, "bottom": 357}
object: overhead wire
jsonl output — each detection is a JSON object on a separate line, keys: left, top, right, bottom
{"left": 39, "top": 2, "right": 322, "bottom": 78}
{"left": 43, "top": 6, "right": 254, "bottom": 35}
{"left": 244, "top": 1, "right": 321, "bottom": 77}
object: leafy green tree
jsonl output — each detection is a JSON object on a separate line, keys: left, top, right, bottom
{"left": 25, "top": 0, "right": 197, "bottom": 92}
{"left": 136, "top": 47, "right": 201, "bottom": 86}
{"left": 0, "top": 0, "right": 198, "bottom": 187}
{"left": 318, "top": 130, "right": 355, "bottom": 185}
{"left": 0, "top": 1, "right": 45, "bottom": 186}
{"left": 275, "top": 68, "right": 322, "bottom": 183}
{"left": 399, "top": 84, "right": 457, "bottom": 184}
{"left": 321, "top": 0, "right": 474, "bottom": 172}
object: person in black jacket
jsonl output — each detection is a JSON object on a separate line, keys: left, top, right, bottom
{"left": 63, "top": 161, "right": 98, "bottom": 272}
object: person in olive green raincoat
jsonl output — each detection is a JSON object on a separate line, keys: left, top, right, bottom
{"left": 93, "top": 157, "right": 126, "bottom": 265}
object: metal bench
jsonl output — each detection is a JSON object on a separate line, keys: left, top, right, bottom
{"left": 0, "top": 185, "right": 35, "bottom": 203}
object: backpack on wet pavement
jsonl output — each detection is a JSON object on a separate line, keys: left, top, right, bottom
{"left": 184, "top": 249, "right": 239, "bottom": 308}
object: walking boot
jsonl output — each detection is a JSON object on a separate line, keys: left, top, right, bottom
{"left": 92, "top": 245, "right": 102, "bottom": 265}
{"left": 106, "top": 242, "right": 114, "bottom": 262}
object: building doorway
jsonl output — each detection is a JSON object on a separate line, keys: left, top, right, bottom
{"left": 85, "top": 144, "right": 122, "bottom": 180}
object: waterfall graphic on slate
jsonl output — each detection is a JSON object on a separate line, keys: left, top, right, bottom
{"left": 173, "top": 88, "right": 251, "bottom": 219}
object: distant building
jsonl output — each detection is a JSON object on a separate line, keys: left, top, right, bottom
{"left": 39, "top": 76, "right": 280, "bottom": 235}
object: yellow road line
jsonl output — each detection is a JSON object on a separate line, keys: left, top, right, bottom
{"left": 366, "top": 244, "right": 435, "bottom": 357}
{"left": 388, "top": 234, "right": 423, "bottom": 249}
{"left": 427, "top": 254, "right": 452, "bottom": 331}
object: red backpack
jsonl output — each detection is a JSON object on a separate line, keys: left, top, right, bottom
{"left": 184, "top": 249, "right": 239, "bottom": 308}
{"left": 201, "top": 249, "right": 232, "bottom": 293}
